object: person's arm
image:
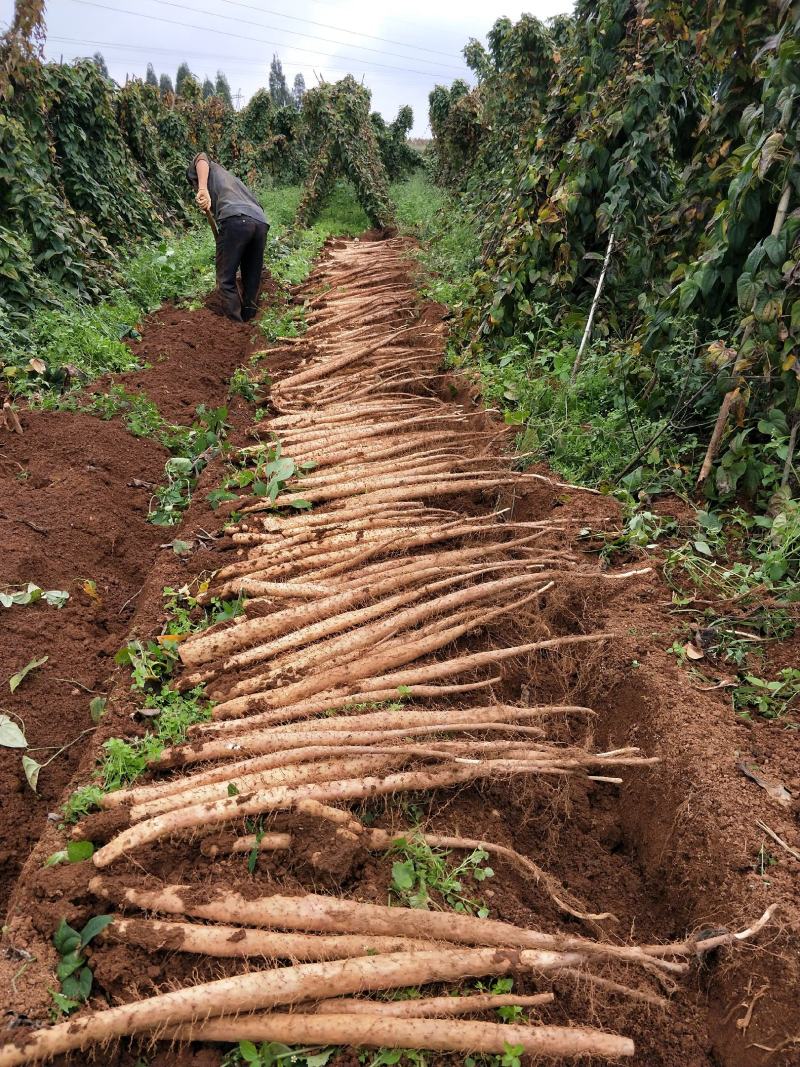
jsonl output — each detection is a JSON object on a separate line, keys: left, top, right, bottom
{"left": 195, "top": 155, "right": 211, "bottom": 212}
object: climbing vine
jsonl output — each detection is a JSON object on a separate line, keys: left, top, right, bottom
{"left": 296, "top": 76, "right": 396, "bottom": 229}
{"left": 430, "top": 1, "right": 800, "bottom": 504}
{"left": 372, "top": 104, "right": 422, "bottom": 181}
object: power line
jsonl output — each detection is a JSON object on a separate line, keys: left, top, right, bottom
{"left": 146, "top": 0, "right": 462, "bottom": 70}
{"left": 213, "top": 0, "right": 459, "bottom": 61}
{"left": 64, "top": 0, "right": 465, "bottom": 79}
{"left": 46, "top": 34, "right": 448, "bottom": 81}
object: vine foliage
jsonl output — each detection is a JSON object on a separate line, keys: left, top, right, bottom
{"left": 430, "top": 2, "right": 800, "bottom": 503}
{"left": 296, "top": 76, "right": 396, "bottom": 229}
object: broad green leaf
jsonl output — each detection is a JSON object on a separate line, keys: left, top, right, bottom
{"left": 61, "top": 964, "right": 92, "bottom": 1000}
{"left": 66, "top": 840, "right": 95, "bottom": 862}
{"left": 79, "top": 913, "right": 114, "bottom": 947}
{"left": 42, "top": 590, "right": 69, "bottom": 608}
{"left": 306, "top": 1051, "right": 335, "bottom": 1067}
{"left": 9, "top": 655, "right": 48, "bottom": 692}
{"left": 45, "top": 850, "right": 69, "bottom": 867}
{"left": 0, "top": 583, "right": 41, "bottom": 608}
{"left": 391, "top": 859, "right": 416, "bottom": 890}
{"left": 53, "top": 919, "right": 81, "bottom": 955}
{"left": 288, "top": 498, "right": 313, "bottom": 510}
{"left": 56, "top": 950, "right": 84, "bottom": 981}
{"left": 49, "top": 990, "right": 80, "bottom": 1015}
{"left": 239, "top": 1041, "right": 260, "bottom": 1063}
{"left": 0, "top": 713, "right": 27, "bottom": 748}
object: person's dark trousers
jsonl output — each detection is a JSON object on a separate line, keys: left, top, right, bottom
{"left": 215, "top": 214, "right": 268, "bottom": 322}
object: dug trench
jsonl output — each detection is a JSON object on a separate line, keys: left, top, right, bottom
{"left": 0, "top": 237, "right": 797, "bottom": 1067}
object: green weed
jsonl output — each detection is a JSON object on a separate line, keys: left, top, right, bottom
{"left": 62, "top": 586, "right": 241, "bottom": 819}
{"left": 148, "top": 404, "right": 231, "bottom": 525}
{"left": 3, "top": 229, "right": 215, "bottom": 396}
{"left": 229, "top": 367, "right": 260, "bottom": 403}
{"left": 50, "top": 914, "right": 113, "bottom": 1015}
{"left": 259, "top": 304, "right": 307, "bottom": 342}
{"left": 465, "top": 1044, "right": 526, "bottom": 1067}
{"left": 733, "top": 669, "right": 800, "bottom": 721}
{"left": 389, "top": 835, "right": 493, "bottom": 917}
{"left": 209, "top": 440, "right": 312, "bottom": 512}
{"left": 366, "top": 1051, "right": 426, "bottom": 1067}
{"left": 221, "top": 1041, "right": 334, "bottom": 1067}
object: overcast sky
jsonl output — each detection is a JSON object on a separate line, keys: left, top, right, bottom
{"left": 0, "top": 0, "right": 572, "bottom": 135}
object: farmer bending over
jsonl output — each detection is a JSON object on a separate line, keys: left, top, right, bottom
{"left": 187, "top": 153, "right": 269, "bottom": 322}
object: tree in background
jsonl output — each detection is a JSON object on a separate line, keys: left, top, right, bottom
{"left": 175, "top": 62, "right": 194, "bottom": 96}
{"left": 159, "top": 72, "right": 173, "bottom": 97}
{"left": 92, "top": 51, "right": 109, "bottom": 78}
{"left": 215, "top": 70, "right": 233, "bottom": 107}
{"left": 269, "top": 54, "right": 291, "bottom": 107}
{"left": 175, "top": 64, "right": 202, "bottom": 102}
{"left": 202, "top": 76, "right": 214, "bottom": 99}
{"left": 145, "top": 63, "right": 158, "bottom": 87}
{"left": 292, "top": 72, "right": 306, "bottom": 110}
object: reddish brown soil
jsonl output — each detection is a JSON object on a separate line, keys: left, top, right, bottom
{"left": 0, "top": 288, "right": 273, "bottom": 914}
{"left": 1, "top": 242, "right": 799, "bottom": 1067}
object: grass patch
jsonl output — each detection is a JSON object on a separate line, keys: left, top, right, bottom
{"left": 3, "top": 228, "right": 216, "bottom": 396}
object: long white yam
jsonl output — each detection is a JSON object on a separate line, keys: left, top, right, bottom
{"left": 210, "top": 627, "right": 604, "bottom": 720}
{"left": 92, "top": 756, "right": 619, "bottom": 868}
{"left": 209, "top": 569, "right": 495, "bottom": 680}
{"left": 182, "top": 560, "right": 520, "bottom": 673}
{"left": 165, "top": 1013, "right": 634, "bottom": 1060}
{"left": 275, "top": 325, "right": 429, "bottom": 389}
{"left": 216, "top": 572, "right": 548, "bottom": 701}
{"left": 163, "top": 705, "right": 569, "bottom": 767}
{"left": 87, "top": 882, "right": 682, "bottom": 973}
{"left": 0, "top": 949, "right": 583, "bottom": 1067}
{"left": 129, "top": 753, "right": 397, "bottom": 820}
{"left": 189, "top": 679, "right": 500, "bottom": 740}
{"left": 109, "top": 918, "right": 437, "bottom": 959}
{"left": 308, "top": 992, "right": 555, "bottom": 1016}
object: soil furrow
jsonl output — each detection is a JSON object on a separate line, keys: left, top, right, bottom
{"left": 1, "top": 238, "right": 797, "bottom": 1067}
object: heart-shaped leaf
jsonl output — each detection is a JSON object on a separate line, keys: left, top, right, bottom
{"left": 22, "top": 755, "right": 42, "bottom": 791}
{"left": 0, "top": 713, "right": 27, "bottom": 748}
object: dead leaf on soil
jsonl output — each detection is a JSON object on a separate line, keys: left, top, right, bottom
{"left": 695, "top": 678, "right": 736, "bottom": 691}
{"left": 22, "top": 754, "right": 41, "bottom": 791}
{"left": 9, "top": 655, "right": 48, "bottom": 693}
{"left": 80, "top": 579, "right": 102, "bottom": 604}
{"left": 0, "top": 713, "right": 27, "bottom": 748}
{"left": 684, "top": 642, "right": 704, "bottom": 660}
{"left": 738, "top": 762, "right": 792, "bottom": 808}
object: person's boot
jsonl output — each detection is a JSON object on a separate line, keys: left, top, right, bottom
{"left": 242, "top": 304, "right": 258, "bottom": 322}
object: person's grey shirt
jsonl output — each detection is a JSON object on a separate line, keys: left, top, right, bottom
{"left": 187, "top": 153, "right": 267, "bottom": 226}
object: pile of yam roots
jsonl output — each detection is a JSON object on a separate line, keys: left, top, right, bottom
{"left": 1, "top": 238, "right": 775, "bottom": 1066}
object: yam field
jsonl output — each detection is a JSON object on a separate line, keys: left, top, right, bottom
{"left": 1, "top": 3, "right": 799, "bottom": 1067}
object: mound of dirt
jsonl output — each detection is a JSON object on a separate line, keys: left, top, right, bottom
{"left": 0, "top": 274, "right": 277, "bottom": 913}
{"left": 0, "top": 412, "right": 166, "bottom": 907}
